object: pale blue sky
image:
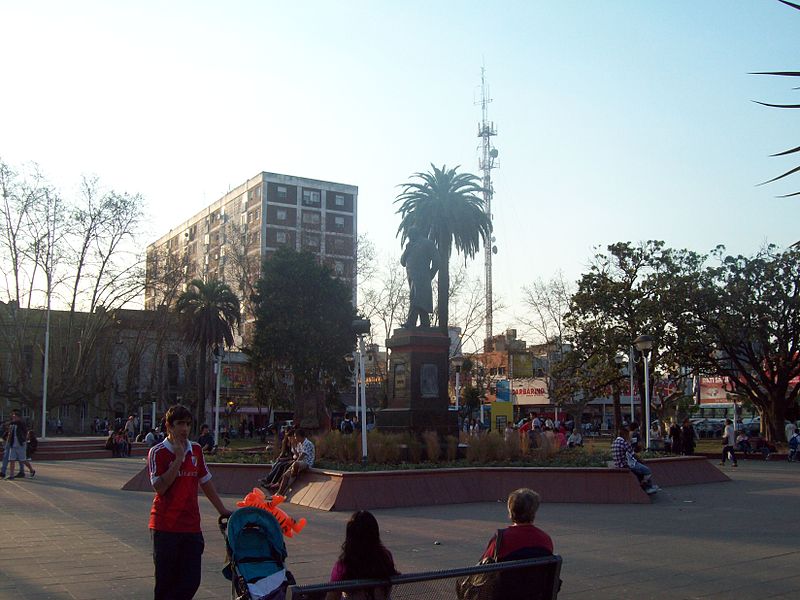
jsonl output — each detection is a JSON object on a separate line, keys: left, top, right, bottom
{"left": 1, "top": 0, "right": 798, "bottom": 336}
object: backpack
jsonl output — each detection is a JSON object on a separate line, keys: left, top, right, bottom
{"left": 341, "top": 420, "right": 354, "bottom": 434}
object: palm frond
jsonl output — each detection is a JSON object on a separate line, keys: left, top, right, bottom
{"left": 778, "top": 0, "right": 800, "bottom": 10}
{"left": 770, "top": 144, "right": 800, "bottom": 157}
{"left": 753, "top": 101, "right": 800, "bottom": 109}
{"left": 757, "top": 164, "right": 800, "bottom": 186}
{"left": 750, "top": 71, "right": 800, "bottom": 76}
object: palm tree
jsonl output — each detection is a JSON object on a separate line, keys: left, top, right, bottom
{"left": 395, "top": 164, "right": 492, "bottom": 331}
{"left": 753, "top": 0, "right": 800, "bottom": 198}
{"left": 175, "top": 279, "right": 241, "bottom": 428}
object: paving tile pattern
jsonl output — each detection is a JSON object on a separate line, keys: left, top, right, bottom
{"left": 0, "top": 458, "right": 798, "bottom": 599}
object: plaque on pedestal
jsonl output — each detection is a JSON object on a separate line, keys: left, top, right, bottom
{"left": 376, "top": 328, "right": 458, "bottom": 437}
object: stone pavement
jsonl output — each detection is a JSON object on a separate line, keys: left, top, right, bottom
{"left": 0, "top": 458, "right": 798, "bottom": 599}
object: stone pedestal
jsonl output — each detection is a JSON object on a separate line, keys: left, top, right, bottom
{"left": 376, "top": 328, "right": 458, "bottom": 437}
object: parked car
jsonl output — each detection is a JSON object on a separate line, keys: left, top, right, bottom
{"left": 692, "top": 418, "right": 725, "bottom": 438}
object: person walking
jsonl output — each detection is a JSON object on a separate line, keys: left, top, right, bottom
{"left": 1, "top": 413, "right": 25, "bottom": 479}
{"left": 148, "top": 404, "right": 232, "bottom": 600}
{"left": 681, "top": 419, "right": 696, "bottom": 456}
{"left": 720, "top": 419, "right": 738, "bottom": 467}
{"left": 5, "top": 410, "right": 34, "bottom": 479}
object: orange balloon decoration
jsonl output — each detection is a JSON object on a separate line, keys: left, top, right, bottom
{"left": 236, "top": 487, "right": 307, "bottom": 538}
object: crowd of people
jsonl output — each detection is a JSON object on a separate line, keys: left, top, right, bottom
{"left": 148, "top": 403, "right": 556, "bottom": 600}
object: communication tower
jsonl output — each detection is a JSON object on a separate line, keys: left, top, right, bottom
{"left": 476, "top": 67, "right": 498, "bottom": 344}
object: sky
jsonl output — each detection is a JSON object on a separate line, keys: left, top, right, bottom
{"left": 2, "top": 0, "right": 799, "bottom": 343}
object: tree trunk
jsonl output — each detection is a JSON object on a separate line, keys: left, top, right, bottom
{"left": 762, "top": 395, "right": 788, "bottom": 442}
{"left": 612, "top": 388, "right": 622, "bottom": 432}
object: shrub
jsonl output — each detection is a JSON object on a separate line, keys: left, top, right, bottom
{"left": 445, "top": 435, "right": 459, "bottom": 462}
{"left": 315, "top": 431, "right": 358, "bottom": 463}
{"left": 368, "top": 431, "right": 403, "bottom": 464}
{"left": 401, "top": 432, "right": 424, "bottom": 463}
{"left": 422, "top": 430, "right": 441, "bottom": 462}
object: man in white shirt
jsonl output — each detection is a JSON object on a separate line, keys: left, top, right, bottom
{"left": 274, "top": 429, "right": 315, "bottom": 496}
{"left": 720, "top": 419, "right": 738, "bottom": 467}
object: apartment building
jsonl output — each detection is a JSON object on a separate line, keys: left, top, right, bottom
{"left": 145, "top": 172, "right": 358, "bottom": 341}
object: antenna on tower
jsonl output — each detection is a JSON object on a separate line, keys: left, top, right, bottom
{"left": 475, "top": 65, "right": 498, "bottom": 344}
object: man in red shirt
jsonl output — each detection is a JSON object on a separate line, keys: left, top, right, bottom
{"left": 148, "top": 405, "right": 232, "bottom": 600}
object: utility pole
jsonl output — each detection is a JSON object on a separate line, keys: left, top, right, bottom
{"left": 477, "top": 66, "right": 498, "bottom": 345}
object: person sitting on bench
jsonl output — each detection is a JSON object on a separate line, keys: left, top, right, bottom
{"left": 270, "top": 429, "right": 314, "bottom": 496}
{"left": 611, "top": 423, "right": 660, "bottom": 494}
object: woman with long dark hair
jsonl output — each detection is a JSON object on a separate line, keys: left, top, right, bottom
{"left": 327, "top": 511, "right": 398, "bottom": 600}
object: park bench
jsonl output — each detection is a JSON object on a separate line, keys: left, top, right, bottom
{"left": 287, "top": 554, "right": 562, "bottom": 600}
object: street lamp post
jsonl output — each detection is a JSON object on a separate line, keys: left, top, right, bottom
{"left": 634, "top": 335, "right": 655, "bottom": 450}
{"left": 352, "top": 319, "right": 371, "bottom": 466}
{"left": 629, "top": 347, "right": 635, "bottom": 424}
{"left": 452, "top": 355, "right": 464, "bottom": 412}
{"left": 213, "top": 347, "right": 224, "bottom": 447}
{"left": 614, "top": 353, "right": 626, "bottom": 430}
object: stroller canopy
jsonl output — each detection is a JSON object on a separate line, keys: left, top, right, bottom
{"left": 224, "top": 506, "right": 287, "bottom": 583}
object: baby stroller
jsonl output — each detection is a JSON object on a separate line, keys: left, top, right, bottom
{"left": 219, "top": 507, "right": 295, "bottom": 600}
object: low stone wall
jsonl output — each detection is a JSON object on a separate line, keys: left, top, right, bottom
{"left": 122, "top": 456, "right": 728, "bottom": 510}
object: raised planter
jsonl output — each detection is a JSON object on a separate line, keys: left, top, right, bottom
{"left": 122, "top": 456, "right": 728, "bottom": 510}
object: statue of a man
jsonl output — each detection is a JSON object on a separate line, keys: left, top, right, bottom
{"left": 400, "top": 227, "right": 440, "bottom": 328}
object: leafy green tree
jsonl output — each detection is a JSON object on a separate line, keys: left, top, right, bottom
{"left": 682, "top": 245, "right": 800, "bottom": 441}
{"left": 395, "top": 164, "right": 492, "bottom": 331}
{"left": 567, "top": 241, "right": 704, "bottom": 427}
{"left": 175, "top": 279, "right": 241, "bottom": 426}
{"left": 249, "top": 249, "right": 357, "bottom": 401}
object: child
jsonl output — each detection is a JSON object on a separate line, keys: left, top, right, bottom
{"left": 789, "top": 427, "right": 799, "bottom": 462}
{"left": 25, "top": 430, "right": 37, "bottom": 476}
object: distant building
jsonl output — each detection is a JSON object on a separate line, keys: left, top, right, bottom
{"left": 145, "top": 172, "right": 358, "bottom": 343}
{"left": 0, "top": 302, "right": 193, "bottom": 433}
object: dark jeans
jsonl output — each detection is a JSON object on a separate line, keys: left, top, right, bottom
{"left": 152, "top": 530, "right": 204, "bottom": 600}
{"left": 721, "top": 445, "right": 737, "bottom": 465}
{"left": 264, "top": 457, "right": 292, "bottom": 484}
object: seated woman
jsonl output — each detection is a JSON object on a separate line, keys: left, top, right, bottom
{"left": 327, "top": 511, "right": 398, "bottom": 600}
{"left": 259, "top": 427, "right": 295, "bottom": 489}
{"left": 477, "top": 489, "right": 557, "bottom": 600}
{"left": 567, "top": 429, "right": 583, "bottom": 448}
{"left": 480, "top": 488, "right": 554, "bottom": 562}
{"left": 735, "top": 432, "right": 752, "bottom": 455}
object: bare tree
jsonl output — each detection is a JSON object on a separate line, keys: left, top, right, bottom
{"left": 358, "top": 251, "right": 408, "bottom": 348}
{"left": 0, "top": 158, "right": 147, "bottom": 423}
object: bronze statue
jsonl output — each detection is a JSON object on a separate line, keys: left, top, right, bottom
{"left": 400, "top": 227, "right": 440, "bottom": 328}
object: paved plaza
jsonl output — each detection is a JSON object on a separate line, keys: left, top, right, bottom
{"left": 0, "top": 457, "right": 798, "bottom": 599}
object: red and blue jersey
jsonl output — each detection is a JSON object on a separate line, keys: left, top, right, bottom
{"left": 148, "top": 439, "right": 211, "bottom": 532}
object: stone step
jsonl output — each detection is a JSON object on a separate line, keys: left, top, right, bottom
{"left": 3, "top": 441, "right": 149, "bottom": 461}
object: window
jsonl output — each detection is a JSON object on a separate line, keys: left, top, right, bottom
{"left": 277, "top": 186, "right": 287, "bottom": 200}
{"left": 61, "top": 404, "right": 70, "bottom": 418}
{"left": 251, "top": 230, "right": 261, "bottom": 246}
{"left": 303, "top": 189, "right": 320, "bottom": 205}
{"left": 334, "top": 216, "right": 345, "bottom": 229}
{"left": 334, "top": 260, "right": 345, "bottom": 275}
{"left": 334, "top": 238, "right": 346, "bottom": 252}
{"left": 248, "top": 208, "right": 260, "bottom": 223}
{"left": 277, "top": 231, "right": 287, "bottom": 244}
{"left": 335, "top": 194, "right": 345, "bottom": 207}
{"left": 305, "top": 235, "right": 320, "bottom": 248}
{"left": 302, "top": 212, "right": 320, "bottom": 225}
{"left": 277, "top": 209, "right": 287, "bottom": 221}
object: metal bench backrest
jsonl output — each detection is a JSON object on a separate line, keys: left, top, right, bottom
{"left": 287, "top": 554, "right": 562, "bottom": 600}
